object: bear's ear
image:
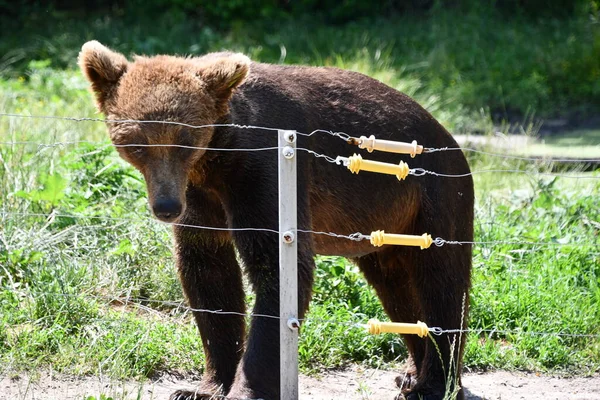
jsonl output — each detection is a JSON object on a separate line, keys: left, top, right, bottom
{"left": 78, "top": 41, "right": 129, "bottom": 112}
{"left": 197, "top": 53, "right": 251, "bottom": 113}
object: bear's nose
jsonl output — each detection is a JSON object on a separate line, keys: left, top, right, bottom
{"left": 152, "top": 198, "right": 182, "bottom": 221}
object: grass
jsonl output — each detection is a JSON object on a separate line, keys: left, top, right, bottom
{"left": 0, "top": 11, "right": 599, "bottom": 392}
{"left": 524, "top": 129, "right": 600, "bottom": 158}
{"left": 466, "top": 175, "right": 600, "bottom": 372}
{"left": 1, "top": 7, "right": 599, "bottom": 129}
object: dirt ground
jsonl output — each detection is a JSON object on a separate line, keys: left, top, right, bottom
{"left": 2, "top": 368, "right": 599, "bottom": 400}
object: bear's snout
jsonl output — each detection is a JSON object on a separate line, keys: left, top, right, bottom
{"left": 152, "top": 197, "right": 183, "bottom": 222}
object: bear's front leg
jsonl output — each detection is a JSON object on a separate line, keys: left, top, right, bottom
{"left": 227, "top": 231, "right": 315, "bottom": 400}
{"left": 171, "top": 190, "right": 246, "bottom": 398}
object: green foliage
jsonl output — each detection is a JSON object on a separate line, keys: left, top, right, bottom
{"left": 1, "top": 6, "right": 599, "bottom": 121}
{"left": 0, "top": 70, "right": 187, "bottom": 376}
{"left": 0, "top": 6, "right": 599, "bottom": 380}
{"left": 299, "top": 257, "right": 404, "bottom": 371}
{"left": 1, "top": 123, "right": 598, "bottom": 376}
{"left": 313, "top": 257, "right": 381, "bottom": 316}
{"left": 4, "top": 0, "right": 597, "bottom": 22}
{"left": 462, "top": 166, "right": 600, "bottom": 372}
{"left": 85, "top": 396, "right": 115, "bottom": 400}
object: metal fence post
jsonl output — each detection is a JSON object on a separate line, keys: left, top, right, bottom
{"left": 278, "top": 129, "right": 298, "bottom": 400}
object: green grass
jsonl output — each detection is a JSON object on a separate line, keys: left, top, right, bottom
{"left": 1, "top": 7, "right": 599, "bottom": 129}
{"left": 466, "top": 174, "right": 600, "bottom": 372}
{"left": 0, "top": 15, "right": 599, "bottom": 384}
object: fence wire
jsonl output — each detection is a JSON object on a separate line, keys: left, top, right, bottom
{"left": 425, "top": 145, "right": 600, "bottom": 163}
{"left": 1, "top": 140, "right": 599, "bottom": 181}
{"left": 1, "top": 211, "right": 598, "bottom": 248}
{"left": 5, "top": 290, "right": 600, "bottom": 339}
{"left": 0, "top": 112, "right": 350, "bottom": 141}
{"left": 2, "top": 112, "right": 600, "bottom": 166}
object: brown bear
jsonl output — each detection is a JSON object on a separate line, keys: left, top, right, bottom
{"left": 79, "top": 41, "right": 474, "bottom": 400}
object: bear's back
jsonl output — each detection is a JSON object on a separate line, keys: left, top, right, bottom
{"left": 231, "top": 61, "right": 455, "bottom": 157}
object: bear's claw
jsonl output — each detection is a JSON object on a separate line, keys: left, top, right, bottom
{"left": 169, "top": 389, "right": 215, "bottom": 400}
{"left": 395, "top": 371, "right": 418, "bottom": 391}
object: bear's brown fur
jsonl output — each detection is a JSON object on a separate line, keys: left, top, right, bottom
{"left": 79, "top": 40, "right": 474, "bottom": 400}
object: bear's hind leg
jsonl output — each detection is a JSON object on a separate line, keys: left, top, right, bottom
{"left": 356, "top": 250, "right": 425, "bottom": 396}
{"left": 405, "top": 243, "right": 471, "bottom": 400}
{"left": 359, "top": 234, "right": 470, "bottom": 400}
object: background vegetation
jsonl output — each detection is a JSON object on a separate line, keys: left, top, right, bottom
{"left": 1, "top": 0, "right": 599, "bottom": 127}
{"left": 0, "top": 0, "right": 599, "bottom": 394}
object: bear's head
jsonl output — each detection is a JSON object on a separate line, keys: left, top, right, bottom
{"left": 79, "top": 41, "right": 250, "bottom": 222}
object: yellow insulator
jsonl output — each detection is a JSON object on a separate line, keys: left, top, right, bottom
{"left": 347, "top": 153, "right": 363, "bottom": 174}
{"left": 346, "top": 154, "right": 410, "bottom": 180}
{"left": 370, "top": 230, "right": 433, "bottom": 249}
{"left": 366, "top": 319, "right": 429, "bottom": 338}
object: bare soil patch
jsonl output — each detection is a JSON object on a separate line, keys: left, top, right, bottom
{"left": 2, "top": 368, "right": 599, "bottom": 400}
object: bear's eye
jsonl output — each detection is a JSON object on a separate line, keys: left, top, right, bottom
{"left": 126, "top": 145, "right": 146, "bottom": 157}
